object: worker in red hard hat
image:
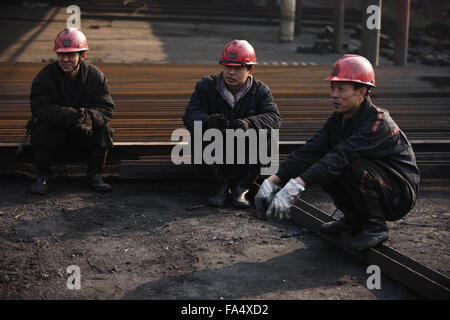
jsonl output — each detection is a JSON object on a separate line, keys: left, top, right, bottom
{"left": 255, "top": 54, "right": 420, "bottom": 251}
{"left": 183, "top": 39, "right": 281, "bottom": 209}
{"left": 53, "top": 27, "right": 89, "bottom": 74}
{"left": 28, "top": 28, "right": 115, "bottom": 194}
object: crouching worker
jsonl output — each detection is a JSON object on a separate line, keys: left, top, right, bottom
{"left": 183, "top": 40, "right": 281, "bottom": 208}
{"left": 29, "top": 28, "right": 115, "bottom": 195}
{"left": 254, "top": 54, "right": 420, "bottom": 250}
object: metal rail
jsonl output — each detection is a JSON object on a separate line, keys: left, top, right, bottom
{"left": 290, "top": 198, "right": 450, "bottom": 300}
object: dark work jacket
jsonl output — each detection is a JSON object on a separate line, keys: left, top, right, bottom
{"left": 276, "top": 97, "right": 420, "bottom": 195}
{"left": 183, "top": 72, "right": 281, "bottom": 131}
{"left": 29, "top": 61, "right": 115, "bottom": 146}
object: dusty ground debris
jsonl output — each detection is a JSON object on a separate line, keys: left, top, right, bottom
{"left": 0, "top": 174, "right": 448, "bottom": 299}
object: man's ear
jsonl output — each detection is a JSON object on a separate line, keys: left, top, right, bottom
{"left": 358, "top": 86, "right": 367, "bottom": 99}
{"left": 80, "top": 51, "right": 87, "bottom": 61}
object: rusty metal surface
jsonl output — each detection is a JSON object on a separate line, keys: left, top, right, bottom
{"left": 1, "top": 62, "right": 449, "bottom": 178}
{"left": 1, "top": 62, "right": 449, "bottom": 145}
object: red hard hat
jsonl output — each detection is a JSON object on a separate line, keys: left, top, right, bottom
{"left": 54, "top": 28, "right": 89, "bottom": 53}
{"left": 324, "top": 54, "right": 375, "bottom": 87}
{"left": 219, "top": 40, "right": 257, "bottom": 66}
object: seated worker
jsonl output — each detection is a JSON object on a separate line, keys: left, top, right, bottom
{"left": 183, "top": 40, "right": 282, "bottom": 208}
{"left": 29, "top": 28, "right": 115, "bottom": 195}
{"left": 254, "top": 54, "right": 420, "bottom": 250}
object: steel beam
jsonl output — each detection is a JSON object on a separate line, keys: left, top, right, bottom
{"left": 279, "top": 0, "right": 296, "bottom": 42}
{"left": 394, "top": 0, "right": 411, "bottom": 66}
{"left": 290, "top": 198, "right": 450, "bottom": 300}
{"left": 361, "top": 0, "right": 382, "bottom": 66}
{"left": 333, "top": 0, "right": 344, "bottom": 53}
{"left": 294, "top": 0, "right": 303, "bottom": 35}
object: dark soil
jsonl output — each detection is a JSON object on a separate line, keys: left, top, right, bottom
{"left": 0, "top": 173, "right": 448, "bottom": 300}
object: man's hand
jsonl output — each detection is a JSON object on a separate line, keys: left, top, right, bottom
{"left": 84, "top": 108, "right": 105, "bottom": 128}
{"left": 254, "top": 178, "right": 280, "bottom": 219}
{"left": 229, "top": 119, "right": 250, "bottom": 131}
{"left": 73, "top": 108, "right": 93, "bottom": 136}
{"left": 207, "top": 113, "right": 229, "bottom": 130}
{"left": 266, "top": 178, "right": 305, "bottom": 220}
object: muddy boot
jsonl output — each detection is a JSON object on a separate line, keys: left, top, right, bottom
{"left": 207, "top": 183, "right": 230, "bottom": 207}
{"left": 230, "top": 167, "right": 257, "bottom": 209}
{"left": 29, "top": 176, "right": 50, "bottom": 195}
{"left": 30, "top": 148, "right": 53, "bottom": 195}
{"left": 88, "top": 173, "right": 112, "bottom": 192}
{"left": 231, "top": 185, "right": 250, "bottom": 209}
{"left": 87, "top": 149, "right": 111, "bottom": 192}
{"left": 320, "top": 216, "right": 362, "bottom": 235}
{"left": 88, "top": 149, "right": 107, "bottom": 174}
{"left": 348, "top": 218, "right": 390, "bottom": 251}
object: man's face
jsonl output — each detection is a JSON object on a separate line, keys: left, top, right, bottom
{"left": 330, "top": 81, "right": 366, "bottom": 119}
{"left": 56, "top": 51, "right": 85, "bottom": 74}
{"left": 222, "top": 65, "right": 251, "bottom": 93}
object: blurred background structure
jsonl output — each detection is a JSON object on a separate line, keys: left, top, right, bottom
{"left": 0, "top": 0, "right": 449, "bottom": 66}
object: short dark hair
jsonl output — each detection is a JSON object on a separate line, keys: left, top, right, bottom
{"left": 352, "top": 82, "right": 371, "bottom": 97}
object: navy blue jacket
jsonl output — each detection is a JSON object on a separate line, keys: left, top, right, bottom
{"left": 276, "top": 97, "right": 420, "bottom": 194}
{"left": 183, "top": 72, "right": 281, "bottom": 131}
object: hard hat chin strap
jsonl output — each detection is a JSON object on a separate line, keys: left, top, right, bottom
{"left": 67, "top": 51, "right": 83, "bottom": 74}
{"left": 71, "top": 62, "right": 79, "bottom": 73}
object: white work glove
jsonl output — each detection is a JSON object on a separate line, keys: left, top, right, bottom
{"left": 266, "top": 178, "right": 305, "bottom": 220}
{"left": 254, "top": 178, "right": 280, "bottom": 219}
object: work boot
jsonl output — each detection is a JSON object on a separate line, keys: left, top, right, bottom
{"left": 29, "top": 176, "right": 49, "bottom": 195}
{"left": 320, "top": 216, "right": 362, "bottom": 235}
{"left": 88, "top": 149, "right": 107, "bottom": 176}
{"left": 207, "top": 183, "right": 230, "bottom": 207}
{"left": 231, "top": 185, "right": 250, "bottom": 209}
{"left": 88, "top": 173, "right": 112, "bottom": 192}
{"left": 348, "top": 219, "right": 390, "bottom": 251}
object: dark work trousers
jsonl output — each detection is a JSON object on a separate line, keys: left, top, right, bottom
{"left": 319, "top": 158, "right": 416, "bottom": 223}
{"left": 188, "top": 126, "right": 262, "bottom": 189}
{"left": 214, "top": 164, "right": 260, "bottom": 189}
{"left": 31, "top": 122, "right": 110, "bottom": 177}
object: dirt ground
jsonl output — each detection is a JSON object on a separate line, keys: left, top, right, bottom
{"left": 0, "top": 172, "right": 448, "bottom": 300}
{"left": 0, "top": 2, "right": 449, "bottom": 302}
